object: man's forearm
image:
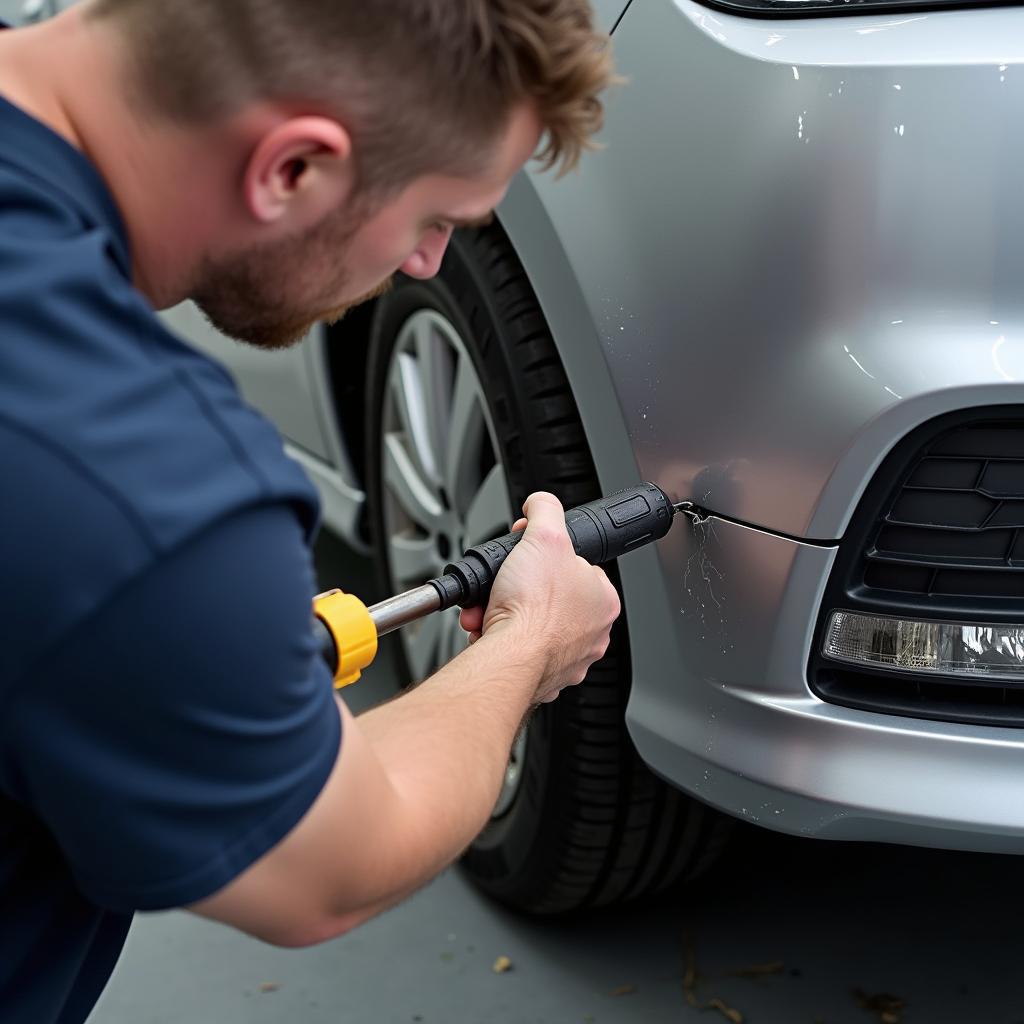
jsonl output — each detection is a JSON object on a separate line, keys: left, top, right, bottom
{"left": 355, "top": 624, "right": 543, "bottom": 883}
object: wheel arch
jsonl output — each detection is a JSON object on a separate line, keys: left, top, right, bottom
{"left": 496, "top": 172, "right": 641, "bottom": 498}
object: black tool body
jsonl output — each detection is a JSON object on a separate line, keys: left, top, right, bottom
{"left": 431, "top": 482, "right": 675, "bottom": 611}
{"left": 313, "top": 482, "right": 680, "bottom": 677}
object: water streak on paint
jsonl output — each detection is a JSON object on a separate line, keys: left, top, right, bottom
{"left": 680, "top": 496, "right": 732, "bottom": 654}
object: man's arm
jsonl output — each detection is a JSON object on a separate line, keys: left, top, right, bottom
{"left": 192, "top": 493, "right": 620, "bottom": 945}
{"left": 192, "top": 630, "right": 542, "bottom": 945}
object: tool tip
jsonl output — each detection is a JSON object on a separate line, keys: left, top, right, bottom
{"left": 673, "top": 500, "right": 707, "bottom": 524}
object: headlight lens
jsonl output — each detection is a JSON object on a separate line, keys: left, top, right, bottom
{"left": 823, "top": 610, "right": 1024, "bottom": 682}
{"left": 697, "top": 0, "right": 996, "bottom": 15}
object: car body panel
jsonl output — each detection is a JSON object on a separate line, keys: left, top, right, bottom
{"left": 161, "top": 305, "right": 367, "bottom": 541}
{"left": 625, "top": 513, "right": 1024, "bottom": 850}
{"left": 162, "top": 304, "right": 331, "bottom": 462}
{"left": 493, "top": 0, "right": 1024, "bottom": 847}
{"left": 592, "top": 0, "right": 632, "bottom": 31}
{"left": 0, "top": 1, "right": 27, "bottom": 25}
{"left": 523, "top": 0, "right": 1024, "bottom": 543}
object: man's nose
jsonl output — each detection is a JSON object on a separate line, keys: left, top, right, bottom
{"left": 402, "top": 227, "right": 453, "bottom": 280}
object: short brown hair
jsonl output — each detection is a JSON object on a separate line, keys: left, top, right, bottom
{"left": 89, "top": 0, "right": 615, "bottom": 193}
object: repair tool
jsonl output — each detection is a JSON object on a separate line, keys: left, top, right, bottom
{"left": 314, "top": 482, "right": 698, "bottom": 687}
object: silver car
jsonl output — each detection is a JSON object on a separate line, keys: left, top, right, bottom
{"left": 159, "top": 0, "right": 1024, "bottom": 910}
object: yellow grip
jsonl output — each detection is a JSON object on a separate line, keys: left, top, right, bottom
{"left": 313, "top": 589, "right": 378, "bottom": 690}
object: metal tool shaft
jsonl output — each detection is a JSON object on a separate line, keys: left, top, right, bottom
{"left": 368, "top": 584, "right": 443, "bottom": 637}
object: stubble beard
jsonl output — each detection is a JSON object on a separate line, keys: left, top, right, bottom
{"left": 190, "top": 205, "right": 391, "bottom": 351}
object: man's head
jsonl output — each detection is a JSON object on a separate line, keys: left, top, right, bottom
{"left": 85, "top": 0, "right": 615, "bottom": 347}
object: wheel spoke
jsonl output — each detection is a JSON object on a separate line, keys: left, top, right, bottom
{"left": 407, "top": 610, "right": 442, "bottom": 682}
{"left": 464, "top": 463, "right": 512, "bottom": 546}
{"left": 392, "top": 352, "right": 440, "bottom": 487}
{"left": 444, "top": 353, "right": 487, "bottom": 514}
{"left": 381, "top": 310, "right": 512, "bottom": 689}
{"left": 413, "top": 317, "right": 452, "bottom": 479}
{"left": 390, "top": 533, "right": 440, "bottom": 587}
{"left": 383, "top": 433, "right": 443, "bottom": 531}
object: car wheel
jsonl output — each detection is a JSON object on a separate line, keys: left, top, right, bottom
{"left": 365, "top": 223, "right": 731, "bottom": 913}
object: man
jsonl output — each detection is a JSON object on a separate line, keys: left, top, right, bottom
{"left": 0, "top": 2, "right": 620, "bottom": 1021}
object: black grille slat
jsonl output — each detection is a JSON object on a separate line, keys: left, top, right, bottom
{"left": 811, "top": 409, "right": 1024, "bottom": 728}
{"left": 932, "top": 568, "right": 1024, "bottom": 598}
{"left": 931, "top": 426, "right": 1024, "bottom": 456}
{"left": 982, "top": 462, "right": 1024, "bottom": 495}
{"left": 987, "top": 502, "right": 1024, "bottom": 529}
{"left": 867, "top": 551, "right": 1024, "bottom": 571}
{"left": 891, "top": 489, "right": 994, "bottom": 528}
{"left": 907, "top": 457, "right": 985, "bottom": 490}
{"left": 1012, "top": 530, "right": 1024, "bottom": 565}
{"left": 865, "top": 421, "right": 1024, "bottom": 600}
{"left": 874, "top": 522, "right": 1013, "bottom": 558}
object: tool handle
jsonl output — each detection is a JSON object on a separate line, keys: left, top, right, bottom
{"left": 430, "top": 482, "right": 674, "bottom": 611}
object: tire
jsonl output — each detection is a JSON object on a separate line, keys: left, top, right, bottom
{"left": 365, "top": 222, "right": 732, "bottom": 913}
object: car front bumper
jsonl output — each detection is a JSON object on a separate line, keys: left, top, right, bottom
{"left": 623, "top": 514, "right": 1024, "bottom": 852}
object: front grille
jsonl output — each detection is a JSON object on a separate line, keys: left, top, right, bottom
{"left": 865, "top": 423, "right": 1024, "bottom": 600}
{"left": 810, "top": 408, "right": 1024, "bottom": 727}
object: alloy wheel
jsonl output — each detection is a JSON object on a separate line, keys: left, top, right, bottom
{"left": 380, "top": 309, "right": 527, "bottom": 817}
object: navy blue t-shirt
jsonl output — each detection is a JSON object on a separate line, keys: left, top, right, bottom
{"left": 0, "top": 83, "right": 342, "bottom": 1023}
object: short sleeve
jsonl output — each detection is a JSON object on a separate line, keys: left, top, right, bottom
{"left": 2, "top": 504, "right": 341, "bottom": 912}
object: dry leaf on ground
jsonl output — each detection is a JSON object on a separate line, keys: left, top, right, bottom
{"left": 682, "top": 936, "right": 746, "bottom": 1023}
{"left": 854, "top": 987, "right": 906, "bottom": 1023}
{"left": 708, "top": 997, "right": 744, "bottom": 1023}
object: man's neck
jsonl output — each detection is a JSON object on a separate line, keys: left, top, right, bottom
{"left": 0, "top": 15, "right": 86, "bottom": 149}
{"left": 0, "top": 7, "right": 221, "bottom": 308}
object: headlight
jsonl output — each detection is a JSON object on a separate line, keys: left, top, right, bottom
{"left": 697, "top": 0, "right": 996, "bottom": 16}
{"left": 823, "top": 610, "right": 1024, "bottom": 682}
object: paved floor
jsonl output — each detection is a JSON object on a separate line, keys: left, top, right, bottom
{"left": 88, "top": 534, "right": 1024, "bottom": 1024}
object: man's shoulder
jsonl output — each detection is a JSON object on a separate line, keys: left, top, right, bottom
{"left": 0, "top": 178, "right": 319, "bottom": 546}
{"left": 0, "top": 171, "right": 320, "bottom": 685}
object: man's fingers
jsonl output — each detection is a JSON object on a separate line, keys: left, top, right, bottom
{"left": 521, "top": 492, "right": 566, "bottom": 535}
{"left": 460, "top": 606, "right": 484, "bottom": 633}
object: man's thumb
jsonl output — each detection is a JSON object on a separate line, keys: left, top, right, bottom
{"left": 522, "top": 492, "right": 565, "bottom": 534}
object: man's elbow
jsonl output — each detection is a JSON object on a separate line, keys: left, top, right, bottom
{"left": 194, "top": 896, "right": 374, "bottom": 949}
{"left": 248, "top": 909, "right": 369, "bottom": 949}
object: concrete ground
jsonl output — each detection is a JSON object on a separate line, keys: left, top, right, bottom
{"left": 88, "top": 534, "right": 1024, "bottom": 1024}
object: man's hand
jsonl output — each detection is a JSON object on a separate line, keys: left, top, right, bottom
{"left": 459, "top": 492, "right": 621, "bottom": 703}
{"left": 194, "top": 495, "right": 619, "bottom": 946}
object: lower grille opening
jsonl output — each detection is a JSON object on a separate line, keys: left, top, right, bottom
{"left": 810, "top": 406, "right": 1024, "bottom": 727}
{"left": 816, "top": 666, "right": 1024, "bottom": 728}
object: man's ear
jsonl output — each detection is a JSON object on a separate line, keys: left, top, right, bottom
{"left": 244, "top": 116, "right": 354, "bottom": 225}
